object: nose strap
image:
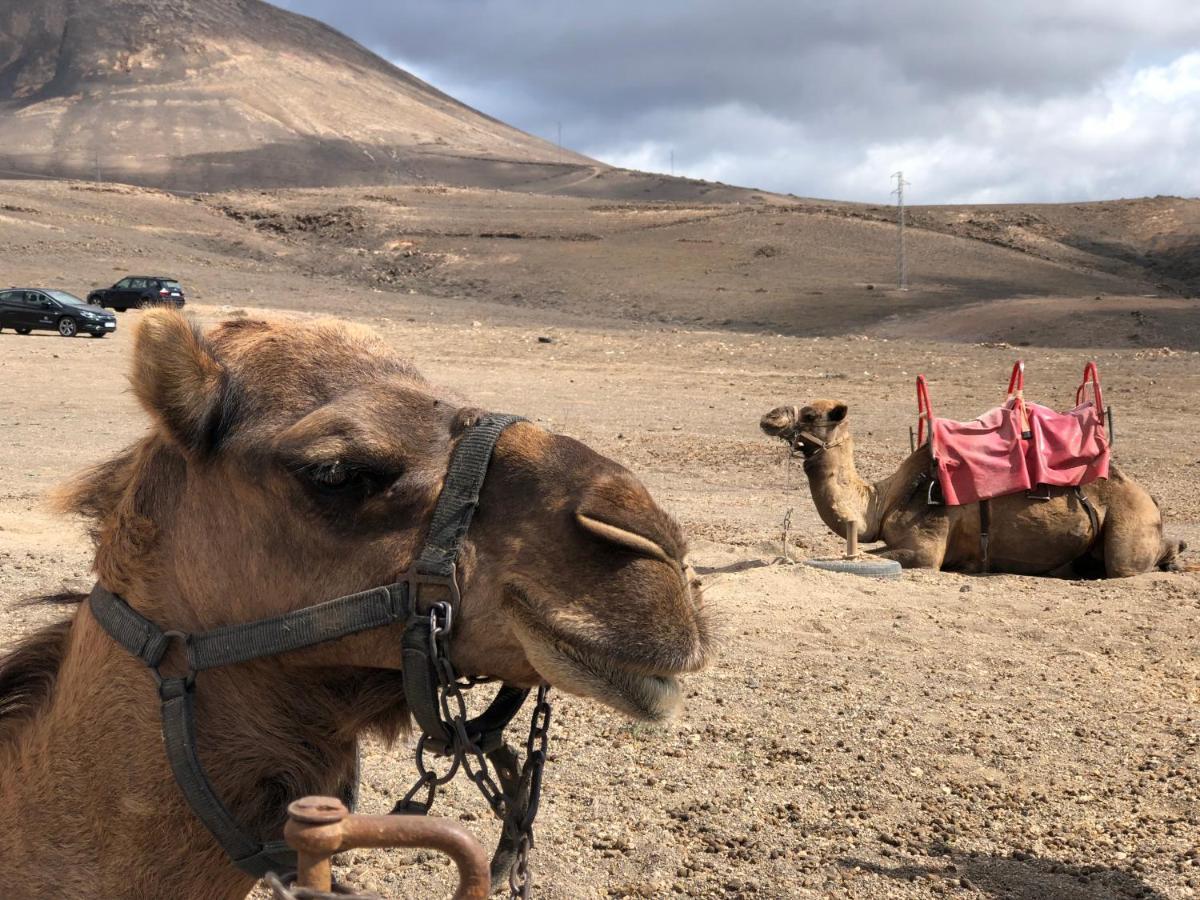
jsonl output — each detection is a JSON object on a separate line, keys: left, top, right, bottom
{"left": 414, "top": 414, "right": 526, "bottom": 581}
{"left": 795, "top": 425, "right": 847, "bottom": 456}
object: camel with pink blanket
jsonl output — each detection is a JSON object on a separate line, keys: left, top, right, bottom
{"left": 759, "top": 366, "right": 1187, "bottom": 577}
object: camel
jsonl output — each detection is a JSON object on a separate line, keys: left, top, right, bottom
{"left": 0, "top": 311, "right": 712, "bottom": 900}
{"left": 760, "top": 400, "right": 1187, "bottom": 578}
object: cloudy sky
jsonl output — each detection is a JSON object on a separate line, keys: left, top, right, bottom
{"left": 274, "top": 0, "right": 1200, "bottom": 204}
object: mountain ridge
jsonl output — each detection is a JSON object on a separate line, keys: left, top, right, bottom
{"left": 0, "top": 0, "right": 596, "bottom": 190}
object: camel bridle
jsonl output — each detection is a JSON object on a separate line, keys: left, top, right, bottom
{"left": 790, "top": 418, "right": 848, "bottom": 458}
{"left": 89, "top": 413, "right": 554, "bottom": 897}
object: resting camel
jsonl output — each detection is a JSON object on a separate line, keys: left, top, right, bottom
{"left": 0, "top": 311, "right": 712, "bottom": 899}
{"left": 760, "top": 400, "right": 1187, "bottom": 577}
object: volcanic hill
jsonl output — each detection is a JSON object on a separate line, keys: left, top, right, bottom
{"left": 0, "top": 0, "right": 600, "bottom": 191}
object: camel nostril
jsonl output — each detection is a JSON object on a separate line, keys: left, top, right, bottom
{"left": 575, "top": 512, "right": 675, "bottom": 566}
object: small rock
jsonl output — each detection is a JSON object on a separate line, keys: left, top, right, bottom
{"left": 537, "top": 336, "right": 554, "bottom": 344}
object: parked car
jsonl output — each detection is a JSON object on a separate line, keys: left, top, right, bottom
{"left": 0, "top": 288, "right": 118, "bottom": 337}
{"left": 87, "top": 276, "right": 186, "bottom": 311}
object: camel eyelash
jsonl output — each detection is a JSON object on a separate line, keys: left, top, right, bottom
{"left": 291, "top": 459, "right": 393, "bottom": 497}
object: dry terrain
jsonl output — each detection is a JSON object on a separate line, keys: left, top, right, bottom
{"left": 1, "top": 178, "right": 1199, "bottom": 900}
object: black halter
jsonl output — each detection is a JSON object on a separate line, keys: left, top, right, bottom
{"left": 89, "top": 413, "right": 528, "bottom": 879}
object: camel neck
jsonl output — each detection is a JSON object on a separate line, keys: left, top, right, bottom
{"left": 804, "top": 434, "right": 910, "bottom": 543}
{"left": 0, "top": 604, "right": 359, "bottom": 900}
{"left": 802, "top": 436, "right": 932, "bottom": 544}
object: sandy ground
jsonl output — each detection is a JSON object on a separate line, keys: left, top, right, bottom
{"left": 1, "top": 180, "right": 1199, "bottom": 899}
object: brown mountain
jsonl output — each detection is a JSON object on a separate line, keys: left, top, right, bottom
{"left": 0, "top": 0, "right": 597, "bottom": 191}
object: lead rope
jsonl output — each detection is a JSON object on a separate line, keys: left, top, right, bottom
{"left": 399, "top": 601, "right": 552, "bottom": 899}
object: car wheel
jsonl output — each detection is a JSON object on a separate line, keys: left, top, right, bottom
{"left": 15, "top": 327, "right": 32, "bottom": 335}
{"left": 138, "top": 297, "right": 153, "bottom": 309}
{"left": 115, "top": 306, "right": 128, "bottom": 313}
{"left": 58, "top": 317, "right": 78, "bottom": 337}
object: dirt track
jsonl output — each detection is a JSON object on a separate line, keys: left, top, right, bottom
{"left": 1, "top": 178, "right": 1199, "bottom": 899}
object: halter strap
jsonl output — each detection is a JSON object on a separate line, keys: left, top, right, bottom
{"left": 90, "top": 582, "right": 412, "bottom": 877}
{"left": 403, "top": 414, "right": 528, "bottom": 750}
{"left": 795, "top": 430, "right": 847, "bottom": 453}
{"left": 416, "top": 414, "right": 524, "bottom": 579}
{"left": 793, "top": 422, "right": 848, "bottom": 458}
{"left": 89, "top": 413, "right": 528, "bottom": 880}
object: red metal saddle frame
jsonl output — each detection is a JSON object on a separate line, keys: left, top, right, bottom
{"left": 916, "top": 362, "right": 1110, "bottom": 507}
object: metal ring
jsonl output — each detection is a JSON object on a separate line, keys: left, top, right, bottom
{"left": 152, "top": 630, "right": 197, "bottom": 687}
{"left": 429, "top": 601, "right": 452, "bottom": 641}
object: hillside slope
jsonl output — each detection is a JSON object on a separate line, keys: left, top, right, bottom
{"left": 806, "top": 196, "right": 1200, "bottom": 297}
{"left": 0, "top": 0, "right": 594, "bottom": 190}
{"left": 6, "top": 178, "right": 1195, "bottom": 348}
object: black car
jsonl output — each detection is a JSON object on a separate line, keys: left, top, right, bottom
{"left": 0, "top": 288, "right": 118, "bottom": 337}
{"left": 88, "top": 276, "right": 186, "bottom": 311}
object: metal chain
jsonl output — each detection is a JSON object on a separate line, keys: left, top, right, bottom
{"left": 399, "top": 602, "right": 553, "bottom": 900}
{"left": 509, "top": 685, "right": 551, "bottom": 899}
{"left": 265, "top": 872, "right": 383, "bottom": 900}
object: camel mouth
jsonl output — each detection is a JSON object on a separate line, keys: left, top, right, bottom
{"left": 502, "top": 586, "right": 692, "bottom": 721}
{"left": 794, "top": 438, "right": 819, "bottom": 459}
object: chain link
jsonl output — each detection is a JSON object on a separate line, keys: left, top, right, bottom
{"left": 265, "top": 872, "right": 382, "bottom": 900}
{"left": 398, "top": 602, "right": 552, "bottom": 900}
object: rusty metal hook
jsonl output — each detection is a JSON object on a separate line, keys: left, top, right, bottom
{"left": 284, "top": 796, "right": 490, "bottom": 900}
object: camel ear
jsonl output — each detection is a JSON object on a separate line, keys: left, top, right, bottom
{"left": 828, "top": 403, "right": 848, "bottom": 423}
{"left": 131, "top": 310, "right": 237, "bottom": 454}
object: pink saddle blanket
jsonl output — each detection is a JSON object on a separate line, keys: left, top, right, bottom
{"left": 919, "top": 363, "right": 1110, "bottom": 506}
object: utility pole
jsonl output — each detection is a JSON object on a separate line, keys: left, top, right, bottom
{"left": 892, "top": 170, "right": 910, "bottom": 291}
{"left": 670, "top": 149, "right": 675, "bottom": 177}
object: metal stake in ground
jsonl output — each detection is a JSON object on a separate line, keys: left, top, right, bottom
{"left": 804, "top": 518, "right": 902, "bottom": 579}
{"left": 845, "top": 520, "right": 859, "bottom": 558}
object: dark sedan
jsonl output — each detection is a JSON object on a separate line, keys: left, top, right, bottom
{"left": 88, "top": 276, "right": 186, "bottom": 311}
{"left": 0, "top": 288, "right": 118, "bottom": 337}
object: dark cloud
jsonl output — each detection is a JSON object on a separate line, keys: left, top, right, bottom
{"left": 273, "top": 0, "right": 1200, "bottom": 202}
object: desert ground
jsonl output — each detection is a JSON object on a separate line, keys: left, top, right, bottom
{"left": 1, "top": 178, "right": 1198, "bottom": 899}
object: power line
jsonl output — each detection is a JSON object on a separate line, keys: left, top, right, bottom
{"left": 891, "top": 171, "right": 911, "bottom": 291}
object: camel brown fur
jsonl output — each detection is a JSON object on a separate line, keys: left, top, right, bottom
{"left": 760, "top": 400, "right": 1187, "bottom": 578}
{"left": 0, "top": 311, "right": 712, "bottom": 900}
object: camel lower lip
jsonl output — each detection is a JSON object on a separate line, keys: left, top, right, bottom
{"left": 504, "top": 593, "right": 685, "bottom": 721}
{"left": 548, "top": 641, "right": 683, "bottom": 720}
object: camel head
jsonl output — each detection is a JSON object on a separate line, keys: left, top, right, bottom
{"left": 66, "top": 312, "right": 711, "bottom": 722}
{"left": 759, "top": 399, "right": 849, "bottom": 459}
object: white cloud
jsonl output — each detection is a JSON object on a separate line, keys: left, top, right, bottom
{"left": 278, "top": 0, "right": 1200, "bottom": 202}
{"left": 588, "top": 53, "right": 1200, "bottom": 203}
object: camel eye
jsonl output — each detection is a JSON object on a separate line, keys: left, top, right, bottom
{"left": 299, "top": 460, "right": 380, "bottom": 496}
